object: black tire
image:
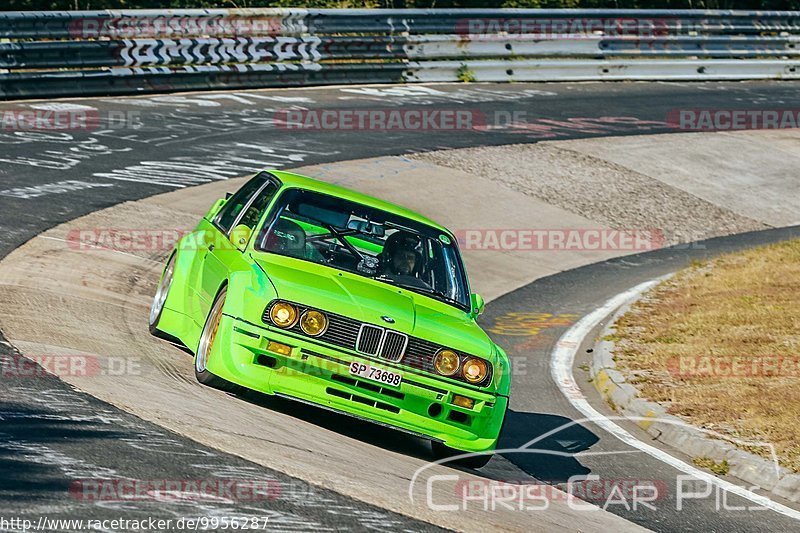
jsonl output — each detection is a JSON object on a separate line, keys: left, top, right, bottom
{"left": 194, "top": 286, "right": 236, "bottom": 392}
{"left": 431, "top": 441, "right": 493, "bottom": 469}
{"left": 149, "top": 253, "right": 175, "bottom": 337}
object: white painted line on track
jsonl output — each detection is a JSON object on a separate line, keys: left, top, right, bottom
{"left": 550, "top": 279, "right": 800, "bottom": 521}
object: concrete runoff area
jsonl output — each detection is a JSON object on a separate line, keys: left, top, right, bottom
{"left": 411, "top": 138, "right": 776, "bottom": 246}
{"left": 1, "top": 129, "right": 799, "bottom": 530}
{"left": 544, "top": 130, "right": 800, "bottom": 228}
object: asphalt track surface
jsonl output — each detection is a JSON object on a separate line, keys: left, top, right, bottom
{"left": 1, "top": 81, "right": 800, "bottom": 532}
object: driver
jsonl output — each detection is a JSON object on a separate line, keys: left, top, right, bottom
{"left": 381, "top": 232, "right": 422, "bottom": 277}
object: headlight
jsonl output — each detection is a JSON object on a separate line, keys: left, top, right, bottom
{"left": 300, "top": 310, "right": 328, "bottom": 336}
{"left": 434, "top": 349, "right": 460, "bottom": 376}
{"left": 269, "top": 302, "right": 298, "bottom": 328}
{"left": 462, "top": 358, "right": 488, "bottom": 384}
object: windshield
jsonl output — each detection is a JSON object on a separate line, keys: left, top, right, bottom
{"left": 255, "top": 188, "right": 470, "bottom": 310}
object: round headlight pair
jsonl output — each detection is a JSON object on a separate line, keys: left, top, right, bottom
{"left": 268, "top": 302, "right": 327, "bottom": 336}
{"left": 433, "top": 349, "right": 488, "bottom": 384}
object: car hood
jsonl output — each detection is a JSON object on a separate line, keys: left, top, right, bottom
{"left": 253, "top": 254, "right": 495, "bottom": 359}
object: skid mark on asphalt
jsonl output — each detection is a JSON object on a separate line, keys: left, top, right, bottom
{"left": 91, "top": 143, "right": 340, "bottom": 188}
{"left": 0, "top": 180, "right": 115, "bottom": 200}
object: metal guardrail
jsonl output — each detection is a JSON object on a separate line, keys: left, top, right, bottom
{"left": 1, "top": 8, "right": 800, "bottom": 99}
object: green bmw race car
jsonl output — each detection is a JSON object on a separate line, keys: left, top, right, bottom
{"left": 149, "top": 170, "right": 510, "bottom": 467}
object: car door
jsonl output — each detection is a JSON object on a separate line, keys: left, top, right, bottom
{"left": 200, "top": 175, "right": 279, "bottom": 316}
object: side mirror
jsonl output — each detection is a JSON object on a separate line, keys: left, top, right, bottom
{"left": 230, "top": 224, "right": 252, "bottom": 252}
{"left": 204, "top": 198, "right": 226, "bottom": 221}
{"left": 470, "top": 293, "right": 485, "bottom": 317}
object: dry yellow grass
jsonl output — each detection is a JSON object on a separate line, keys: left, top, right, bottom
{"left": 612, "top": 238, "right": 800, "bottom": 471}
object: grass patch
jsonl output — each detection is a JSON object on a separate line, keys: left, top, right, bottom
{"left": 613, "top": 238, "right": 800, "bottom": 472}
{"left": 456, "top": 64, "right": 476, "bottom": 83}
{"left": 693, "top": 457, "right": 731, "bottom": 476}
{"left": 607, "top": 397, "right": 617, "bottom": 412}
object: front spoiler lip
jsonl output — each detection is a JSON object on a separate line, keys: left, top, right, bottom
{"left": 273, "top": 392, "right": 445, "bottom": 443}
{"left": 233, "top": 315, "right": 501, "bottom": 396}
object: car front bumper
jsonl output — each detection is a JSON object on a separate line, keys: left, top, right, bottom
{"left": 205, "top": 314, "right": 508, "bottom": 453}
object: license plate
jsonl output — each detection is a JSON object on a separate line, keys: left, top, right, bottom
{"left": 348, "top": 361, "right": 402, "bottom": 388}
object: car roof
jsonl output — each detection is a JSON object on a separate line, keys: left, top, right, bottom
{"left": 269, "top": 170, "right": 450, "bottom": 234}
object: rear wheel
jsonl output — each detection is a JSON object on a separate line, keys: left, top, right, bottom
{"left": 195, "top": 287, "right": 235, "bottom": 391}
{"left": 149, "top": 254, "right": 175, "bottom": 336}
{"left": 431, "top": 441, "right": 493, "bottom": 469}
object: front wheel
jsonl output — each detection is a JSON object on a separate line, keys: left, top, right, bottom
{"left": 195, "top": 287, "right": 235, "bottom": 391}
{"left": 149, "top": 254, "right": 175, "bottom": 336}
{"left": 431, "top": 441, "right": 493, "bottom": 469}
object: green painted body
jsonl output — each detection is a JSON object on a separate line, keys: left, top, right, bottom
{"left": 153, "top": 171, "right": 510, "bottom": 453}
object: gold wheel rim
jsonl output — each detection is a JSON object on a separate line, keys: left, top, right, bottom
{"left": 197, "top": 292, "right": 224, "bottom": 373}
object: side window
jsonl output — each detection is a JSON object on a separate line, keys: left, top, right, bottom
{"left": 238, "top": 182, "right": 278, "bottom": 230}
{"left": 215, "top": 175, "right": 267, "bottom": 234}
